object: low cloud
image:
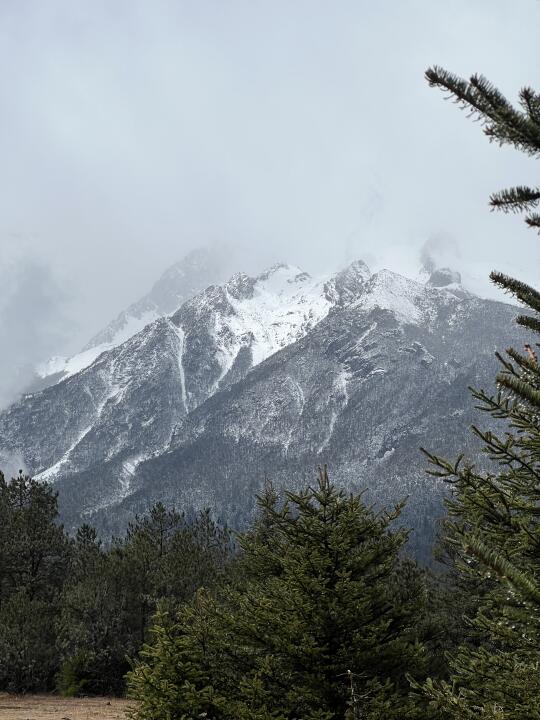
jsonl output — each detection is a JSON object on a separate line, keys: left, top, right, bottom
{"left": 419, "top": 232, "right": 462, "bottom": 275}
{"left": 0, "top": 257, "right": 72, "bottom": 407}
{"left": 0, "top": 450, "right": 29, "bottom": 481}
{"left": 0, "top": 1, "right": 539, "bottom": 399}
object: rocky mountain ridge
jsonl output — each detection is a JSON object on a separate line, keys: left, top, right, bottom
{"left": 0, "top": 260, "right": 373, "bottom": 487}
{"left": 34, "top": 246, "right": 246, "bottom": 387}
{"left": 0, "top": 254, "right": 524, "bottom": 561}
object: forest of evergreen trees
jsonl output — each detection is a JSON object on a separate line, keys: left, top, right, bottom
{"left": 0, "top": 465, "right": 471, "bottom": 717}
{"left": 2, "top": 69, "right": 540, "bottom": 719}
{"left": 0, "top": 474, "right": 232, "bottom": 696}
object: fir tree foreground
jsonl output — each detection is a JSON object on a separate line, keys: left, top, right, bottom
{"left": 127, "top": 468, "right": 431, "bottom": 720}
{"left": 414, "top": 68, "right": 540, "bottom": 718}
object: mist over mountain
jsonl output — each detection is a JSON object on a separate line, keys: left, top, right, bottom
{"left": 31, "top": 245, "right": 264, "bottom": 392}
{"left": 0, "top": 258, "right": 71, "bottom": 410}
{"left": 1, "top": 1, "right": 539, "bottom": 395}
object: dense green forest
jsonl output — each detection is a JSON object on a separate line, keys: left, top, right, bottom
{"left": 0, "top": 474, "right": 232, "bottom": 695}
{"left": 2, "top": 69, "right": 540, "bottom": 718}
{"left": 0, "top": 465, "right": 466, "bottom": 715}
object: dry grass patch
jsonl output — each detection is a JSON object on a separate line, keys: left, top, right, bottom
{"left": 0, "top": 694, "right": 134, "bottom": 720}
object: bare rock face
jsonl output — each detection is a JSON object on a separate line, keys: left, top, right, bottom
{"left": 0, "top": 257, "right": 525, "bottom": 562}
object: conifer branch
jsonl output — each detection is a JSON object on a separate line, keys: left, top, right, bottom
{"left": 520, "top": 87, "right": 540, "bottom": 125}
{"left": 525, "top": 212, "right": 540, "bottom": 230}
{"left": 463, "top": 535, "right": 540, "bottom": 604}
{"left": 425, "top": 67, "right": 540, "bottom": 156}
{"left": 497, "top": 374, "right": 540, "bottom": 409}
{"left": 515, "top": 315, "right": 540, "bottom": 334}
{"left": 489, "top": 186, "right": 540, "bottom": 214}
{"left": 490, "top": 272, "right": 540, "bottom": 313}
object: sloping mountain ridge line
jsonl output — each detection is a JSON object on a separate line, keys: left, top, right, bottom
{"left": 0, "top": 259, "right": 374, "bottom": 486}
{"left": 34, "top": 245, "right": 252, "bottom": 387}
{"left": 0, "top": 254, "right": 526, "bottom": 560}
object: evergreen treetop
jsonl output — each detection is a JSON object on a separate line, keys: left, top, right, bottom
{"left": 128, "top": 468, "right": 429, "bottom": 720}
{"left": 418, "top": 67, "right": 540, "bottom": 719}
{"left": 426, "top": 67, "right": 540, "bottom": 229}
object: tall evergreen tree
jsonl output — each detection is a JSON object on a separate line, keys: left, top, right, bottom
{"left": 119, "top": 503, "right": 232, "bottom": 641}
{"left": 0, "top": 471, "right": 70, "bottom": 691}
{"left": 417, "top": 69, "right": 540, "bottom": 719}
{"left": 128, "top": 469, "right": 429, "bottom": 720}
{"left": 56, "top": 524, "right": 135, "bottom": 696}
{"left": 55, "top": 504, "right": 233, "bottom": 696}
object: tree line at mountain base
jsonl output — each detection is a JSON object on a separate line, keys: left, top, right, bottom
{"left": 0, "top": 475, "right": 233, "bottom": 696}
{"left": 1, "top": 420, "right": 539, "bottom": 720}
{"left": 0, "top": 463, "right": 473, "bottom": 717}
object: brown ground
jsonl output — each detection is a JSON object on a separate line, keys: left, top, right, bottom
{"left": 0, "top": 694, "right": 134, "bottom": 720}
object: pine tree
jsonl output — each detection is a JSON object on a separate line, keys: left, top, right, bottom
{"left": 0, "top": 471, "right": 70, "bottom": 691}
{"left": 56, "top": 524, "right": 135, "bottom": 696}
{"left": 127, "top": 594, "right": 230, "bottom": 720}
{"left": 55, "top": 505, "right": 233, "bottom": 696}
{"left": 417, "top": 68, "right": 540, "bottom": 719}
{"left": 119, "top": 503, "right": 232, "bottom": 643}
{"left": 128, "top": 469, "right": 429, "bottom": 719}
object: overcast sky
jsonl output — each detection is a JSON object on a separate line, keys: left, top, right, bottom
{"left": 1, "top": 0, "right": 539, "bottom": 391}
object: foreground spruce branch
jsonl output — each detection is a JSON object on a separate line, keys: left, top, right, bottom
{"left": 417, "top": 68, "right": 540, "bottom": 719}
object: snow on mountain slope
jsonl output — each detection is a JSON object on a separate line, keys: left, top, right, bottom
{"left": 0, "top": 255, "right": 487, "bottom": 558}
{"left": 158, "top": 260, "right": 372, "bottom": 410}
{"left": 115, "top": 282, "right": 521, "bottom": 562}
{"left": 35, "top": 246, "right": 246, "bottom": 386}
{"left": 174, "top": 262, "right": 349, "bottom": 385}
{"left": 357, "top": 267, "right": 470, "bottom": 324}
{"left": 37, "top": 310, "right": 158, "bottom": 381}
{"left": 224, "top": 265, "right": 331, "bottom": 366}
{"left": 1, "top": 260, "right": 370, "bottom": 489}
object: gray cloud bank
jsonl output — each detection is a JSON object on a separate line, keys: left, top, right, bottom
{"left": 0, "top": 254, "right": 71, "bottom": 407}
{"left": 0, "top": 1, "right": 539, "bottom": 402}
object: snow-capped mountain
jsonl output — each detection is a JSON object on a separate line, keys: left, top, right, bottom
{"left": 166, "top": 260, "right": 372, "bottom": 408}
{"left": 35, "top": 246, "right": 246, "bottom": 387}
{"left": 0, "top": 257, "right": 524, "bottom": 560}
{"left": 0, "top": 261, "right": 370, "bottom": 494}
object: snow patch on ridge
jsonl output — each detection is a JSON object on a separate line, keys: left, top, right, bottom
{"left": 358, "top": 270, "right": 425, "bottom": 324}
{"left": 223, "top": 264, "right": 333, "bottom": 367}
{"left": 38, "top": 310, "right": 158, "bottom": 380}
{"left": 318, "top": 367, "right": 350, "bottom": 454}
{"left": 35, "top": 424, "right": 93, "bottom": 481}
{"left": 283, "top": 376, "right": 306, "bottom": 455}
{"left": 34, "top": 368, "right": 125, "bottom": 481}
{"left": 168, "top": 320, "right": 189, "bottom": 413}
{"left": 353, "top": 322, "right": 378, "bottom": 350}
{"left": 118, "top": 454, "right": 148, "bottom": 500}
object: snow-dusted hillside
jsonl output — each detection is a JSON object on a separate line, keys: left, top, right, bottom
{"left": 0, "top": 260, "right": 370, "bottom": 490}
{"left": 167, "top": 260, "right": 371, "bottom": 405}
{"left": 0, "top": 255, "right": 519, "bottom": 560}
{"left": 35, "top": 246, "right": 246, "bottom": 386}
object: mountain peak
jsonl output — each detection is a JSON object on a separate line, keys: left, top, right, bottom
{"left": 325, "top": 260, "right": 371, "bottom": 305}
{"left": 256, "top": 263, "right": 311, "bottom": 288}
{"left": 225, "top": 272, "right": 255, "bottom": 300}
{"left": 356, "top": 269, "right": 428, "bottom": 325}
{"left": 36, "top": 246, "right": 249, "bottom": 387}
{"left": 426, "top": 267, "right": 462, "bottom": 288}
